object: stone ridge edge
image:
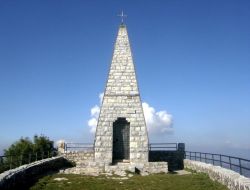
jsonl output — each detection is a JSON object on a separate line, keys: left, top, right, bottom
{"left": 0, "top": 156, "right": 64, "bottom": 184}
{"left": 184, "top": 159, "right": 250, "bottom": 190}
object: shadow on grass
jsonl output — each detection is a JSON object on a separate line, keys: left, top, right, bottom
{"left": 168, "top": 171, "right": 178, "bottom": 174}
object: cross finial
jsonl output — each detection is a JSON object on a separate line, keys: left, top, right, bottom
{"left": 118, "top": 11, "right": 127, "bottom": 24}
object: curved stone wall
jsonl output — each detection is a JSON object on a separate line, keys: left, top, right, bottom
{"left": 184, "top": 159, "right": 250, "bottom": 190}
{"left": 0, "top": 156, "right": 71, "bottom": 190}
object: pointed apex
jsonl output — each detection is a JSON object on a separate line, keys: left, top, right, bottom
{"left": 119, "top": 23, "right": 126, "bottom": 28}
{"left": 118, "top": 11, "right": 127, "bottom": 24}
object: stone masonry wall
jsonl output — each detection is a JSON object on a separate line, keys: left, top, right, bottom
{"left": 63, "top": 151, "right": 94, "bottom": 164}
{"left": 184, "top": 159, "right": 250, "bottom": 190}
{"left": 94, "top": 24, "right": 148, "bottom": 164}
{"left": 0, "top": 156, "right": 71, "bottom": 190}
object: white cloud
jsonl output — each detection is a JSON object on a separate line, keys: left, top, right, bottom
{"left": 142, "top": 102, "right": 173, "bottom": 134}
{"left": 88, "top": 105, "right": 100, "bottom": 134}
{"left": 90, "top": 105, "right": 100, "bottom": 118}
{"left": 88, "top": 118, "right": 98, "bottom": 133}
{"left": 87, "top": 93, "right": 173, "bottom": 134}
{"left": 87, "top": 93, "right": 103, "bottom": 134}
{"left": 99, "top": 92, "right": 104, "bottom": 104}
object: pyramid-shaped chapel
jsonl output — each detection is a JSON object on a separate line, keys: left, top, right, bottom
{"left": 94, "top": 24, "right": 149, "bottom": 164}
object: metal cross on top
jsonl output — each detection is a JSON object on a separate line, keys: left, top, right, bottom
{"left": 118, "top": 11, "right": 127, "bottom": 24}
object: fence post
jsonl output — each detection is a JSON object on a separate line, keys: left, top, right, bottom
{"left": 10, "top": 156, "right": 12, "bottom": 169}
{"left": 177, "top": 143, "right": 185, "bottom": 159}
{"left": 200, "top": 152, "right": 201, "bottom": 161}
{"left": 177, "top": 143, "right": 185, "bottom": 170}
{"left": 220, "top": 155, "right": 222, "bottom": 167}
{"left": 239, "top": 159, "right": 242, "bottom": 175}
{"left": 205, "top": 153, "right": 207, "bottom": 163}
{"left": 195, "top": 152, "right": 197, "bottom": 161}
{"left": 29, "top": 153, "right": 31, "bottom": 164}
{"left": 177, "top": 143, "right": 185, "bottom": 152}
{"left": 212, "top": 154, "right": 215, "bottom": 165}
{"left": 229, "top": 156, "right": 232, "bottom": 170}
{"left": 19, "top": 155, "right": 23, "bottom": 166}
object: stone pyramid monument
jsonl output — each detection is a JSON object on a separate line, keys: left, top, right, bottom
{"left": 94, "top": 23, "right": 149, "bottom": 164}
{"left": 62, "top": 19, "right": 168, "bottom": 175}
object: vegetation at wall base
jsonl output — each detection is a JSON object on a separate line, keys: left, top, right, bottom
{"left": 30, "top": 173, "right": 228, "bottom": 190}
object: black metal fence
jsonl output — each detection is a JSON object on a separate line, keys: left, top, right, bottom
{"left": 0, "top": 151, "right": 56, "bottom": 174}
{"left": 185, "top": 151, "right": 250, "bottom": 177}
{"left": 62, "top": 142, "right": 250, "bottom": 177}
{"left": 149, "top": 143, "right": 178, "bottom": 151}
{"left": 63, "top": 143, "right": 181, "bottom": 152}
{"left": 65, "top": 143, "right": 94, "bottom": 152}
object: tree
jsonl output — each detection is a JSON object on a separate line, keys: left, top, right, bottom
{"left": 0, "top": 135, "right": 55, "bottom": 173}
{"left": 33, "top": 135, "right": 54, "bottom": 158}
{"left": 2, "top": 137, "right": 34, "bottom": 171}
{"left": 4, "top": 137, "right": 33, "bottom": 157}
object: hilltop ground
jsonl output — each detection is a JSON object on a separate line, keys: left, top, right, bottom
{"left": 30, "top": 172, "right": 228, "bottom": 190}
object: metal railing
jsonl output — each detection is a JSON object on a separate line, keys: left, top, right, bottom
{"left": 65, "top": 143, "right": 94, "bottom": 152}
{"left": 62, "top": 142, "right": 250, "bottom": 177}
{"left": 185, "top": 151, "right": 250, "bottom": 177}
{"left": 149, "top": 143, "right": 178, "bottom": 151}
{"left": 0, "top": 151, "right": 56, "bottom": 174}
{"left": 64, "top": 142, "right": 180, "bottom": 152}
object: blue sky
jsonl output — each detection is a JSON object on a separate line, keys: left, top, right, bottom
{"left": 0, "top": 0, "right": 249, "bottom": 158}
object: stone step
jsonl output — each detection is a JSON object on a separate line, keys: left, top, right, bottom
{"left": 105, "top": 163, "right": 135, "bottom": 174}
{"left": 61, "top": 161, "right": 168, "bottom": 176}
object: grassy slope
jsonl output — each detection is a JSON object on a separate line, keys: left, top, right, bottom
{"left": 30, "top": 173, "right": 228, "bottom": 190}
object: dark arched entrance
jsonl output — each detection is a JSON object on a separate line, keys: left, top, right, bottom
{"left": 112, "top": 118, "right": 130, "bottom": 162}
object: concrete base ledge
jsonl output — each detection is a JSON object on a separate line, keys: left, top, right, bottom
{"left": 0, "top": 156, "right": 70, "bottom": 190}
{"left": 184, "top": 159, "right": 250, "bottom": 190}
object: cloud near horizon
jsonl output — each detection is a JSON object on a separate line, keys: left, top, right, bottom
{"left": 87, "top": 93, "right": 173, "bottom": 134}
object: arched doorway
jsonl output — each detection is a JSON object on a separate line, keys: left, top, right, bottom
{"left": 112, "top": 118, "right": 130, "bottom": 162}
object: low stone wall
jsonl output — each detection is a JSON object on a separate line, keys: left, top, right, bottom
{"left": 62, "top": 151, "right": 94, "bottom": 164}
{"left": 0, "top": 156, "right": 71, "bottom": 190}
{"left": 60, "top": 151, "right": 169, "bottom": 176}
{"left": 184, "top": 159, "right": 250, "bottom": 190}
{"left": 136, "top": 162, "right": 168, "bottom": 175}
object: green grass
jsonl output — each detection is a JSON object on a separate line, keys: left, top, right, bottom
{"left": 30, "top": 172, "right": 228, "bottom": 190}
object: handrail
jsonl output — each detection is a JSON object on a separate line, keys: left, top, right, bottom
{"left": 63, "top": 142, "right": 180, "bottom": 152}
{"left": 64, "top": 143, "right": 94, "bottom": 152}
{"left": 66, "top": 143, "right": 93, "bottom": 145}
{"left": 185, "top": 151, "right": 250, "bottom": 177}
{"left": 0, "top": 150, "right": 56, "bottom": 173}
{"left": 149, "top": 143, "right": 178, "bottom": 151}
